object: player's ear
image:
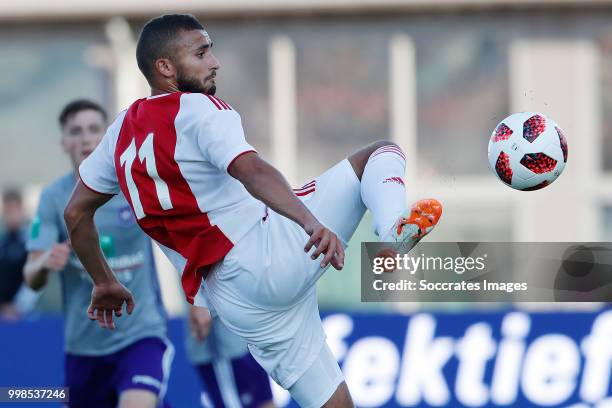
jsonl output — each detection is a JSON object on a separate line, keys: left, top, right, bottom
{"left": 154, "top": 58, "right": 176, "bottom": 79}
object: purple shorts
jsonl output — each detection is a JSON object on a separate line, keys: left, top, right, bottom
{"left": 197, "top": 352, "right": 273, "bottom": 408}
{"left": 65, "top": 337, "right": 173, "bottom": 408}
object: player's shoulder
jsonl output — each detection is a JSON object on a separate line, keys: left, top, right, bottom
{"left": 38, "top": 172, "right": 75, "bottom": 209}
{"left": 179, "top": 92, "right": 237, "bottom": 116}
{"left": 43, "top": 172, "right": 75, "bottom": 197}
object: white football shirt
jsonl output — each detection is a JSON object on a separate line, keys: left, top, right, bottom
{"left": 79, "top": 92, "right": 266, "bottom": 303}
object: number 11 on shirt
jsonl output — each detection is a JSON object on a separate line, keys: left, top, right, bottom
{"left": 119, "top": 133, "right": 173, "bottom": 219}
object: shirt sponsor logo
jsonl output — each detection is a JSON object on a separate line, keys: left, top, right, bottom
{"left": 107, "top": 251, "right": 145, "bottom": 271}
{"left": 118, "top": 205, "right": 136, "bottom": 227}
{"left": 70, "top": 251, "right": 145, "bottom": 274}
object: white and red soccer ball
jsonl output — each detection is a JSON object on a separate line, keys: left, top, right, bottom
{"left": 487, "top": 112, "right": 568, "bottom": 191}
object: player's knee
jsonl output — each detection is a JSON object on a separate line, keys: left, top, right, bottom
{"left": 364, "top": 140, "right": 405, "bottom": 166}
{"left": 118, "top": 389, "right": 158, "bottom": 408}
{"left": 322, "top": 381, "right": 354, "bottom": 408}
{"left": 369, "top": 140, "right": 402, "bottom": 156}
{"left": 348, "top": 140, "right": 404, "bottom": 181}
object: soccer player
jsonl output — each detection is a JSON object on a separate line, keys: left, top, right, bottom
{"left": 65, "top": 14, "right": 442, "bottom": 408}
{"left": 187, "top": 304, "right": 275, "bottom": 408}
{"left": 23, "top": 100, "right": 173, "bottom": 408}
{"left": 0, "top": 189, "right": 29, "bottom": 319}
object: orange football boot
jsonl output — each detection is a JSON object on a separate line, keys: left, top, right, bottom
{"left": 378, "top": 198, "right": 443, "bottom": 261}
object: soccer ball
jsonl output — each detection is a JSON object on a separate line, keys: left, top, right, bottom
{"left": 487, "top": 112, "right": 568, "bottom": 191}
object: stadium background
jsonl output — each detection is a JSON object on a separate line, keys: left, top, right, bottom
{"left": 1, "top": 0, "right": 611, "bottom": 406}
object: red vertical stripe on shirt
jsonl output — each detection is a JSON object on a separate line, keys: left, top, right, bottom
{"left": 114, "top": 93, "right": 233, "bottom": 303}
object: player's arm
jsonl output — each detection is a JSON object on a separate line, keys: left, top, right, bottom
{"left": 199, "top": 104, "right": 343, "bottom": 268}
{"left": 189, "top": 304, "right": 213, "bottom": 342}
{"left": 64, "top": 181, "right": 134, "bottom": 329}
{"left": 229, "top": 152, "right": 344, "bottom": 269}
{"left": 23, "top": 188, "right": 70, "bottom": 291}
{"left": 23, "top": 246, "right": 70, "bottom": 291}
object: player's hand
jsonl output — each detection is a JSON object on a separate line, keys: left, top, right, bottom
{"left": 88, "top": 280, "right": 135, "bottom": 330}
{"left": 189, "top": 305, "right": 212, "bottom": 342}
{"left": 42, "top": 242, "right": 71, "bottom": 271}
{"left": 304, "top": 221, "right": 345, "bottom": 270}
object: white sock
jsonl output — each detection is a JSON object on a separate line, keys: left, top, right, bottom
{"left": 360, "top": 145, "right": 408, "bottom": 238}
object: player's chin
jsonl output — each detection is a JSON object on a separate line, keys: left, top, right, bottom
{"left": 205, "top": 83, "right": 217, "bottom": 96}
{"left": 73, "top": 154, "right": 87, "bottom": 167}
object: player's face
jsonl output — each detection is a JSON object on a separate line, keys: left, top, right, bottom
{"left": 2, "top": 199, "right": 24, "bottom": 231}
{"left": 61, "top": 109, "right": 106, "bottom": 169}
{"left": 174, "top": 29, "right": 220, "bottom": 95}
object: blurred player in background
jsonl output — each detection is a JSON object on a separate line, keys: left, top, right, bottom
{"left": 187, "top": 304, "right": 275, "bottom": 408}
{"left": 0, "top": 189, "right": 28, "bottom": 319}
{"left": 23, "top": 100, "right": 173, "bottom": 408}
{"left": 65, "top": 14, "right": 442, "bottom": 408}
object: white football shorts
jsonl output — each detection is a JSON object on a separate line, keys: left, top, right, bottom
{"left": 200, "top": 159, "right": 366, "bottom": 406}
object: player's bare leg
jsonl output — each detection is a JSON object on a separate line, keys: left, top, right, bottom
{"left": 118, "top": 389, "right": 158, "bottom": 408}
{"left": 322, "top": 382, "right": 354, "bottom": 408}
